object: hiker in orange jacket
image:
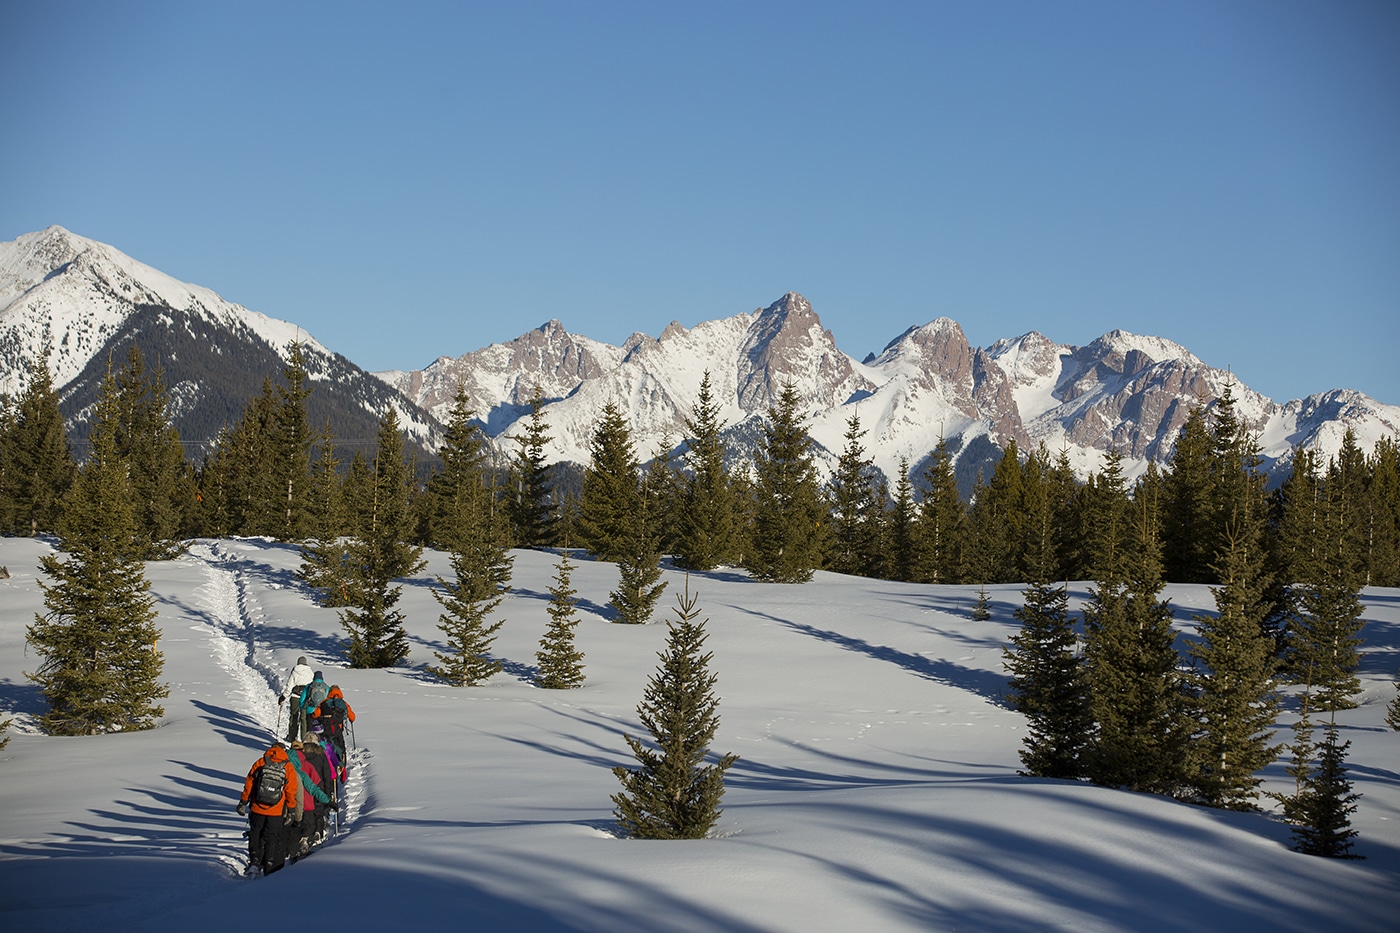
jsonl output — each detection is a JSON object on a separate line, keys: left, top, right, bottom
{"left": 237, "top": 744, "right": 299, "bottom": 876}
{"left": 317, "top": 685, "right": 356, "bottom": 761}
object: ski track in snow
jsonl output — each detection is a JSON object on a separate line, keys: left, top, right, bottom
{"left": 187, "top": 541, "right": 370, "bottom": 874}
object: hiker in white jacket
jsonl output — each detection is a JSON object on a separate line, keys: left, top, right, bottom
{"left": 280, "top": 656, "right": 315, "bottom": 742}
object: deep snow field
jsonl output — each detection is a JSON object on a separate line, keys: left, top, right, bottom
{"left": 0, "top": 535, "right": 1397, "bottom": 932}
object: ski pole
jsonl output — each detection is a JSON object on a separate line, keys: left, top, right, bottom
{"left": 349, "top": 719, "right": 356, "bottom": 750}
{"left": 274, "top": 702, "right": 284, "bottom": 740}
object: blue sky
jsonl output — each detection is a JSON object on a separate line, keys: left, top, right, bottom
{"left": 2, "top": 1, "right": 1397, "bottom": 404}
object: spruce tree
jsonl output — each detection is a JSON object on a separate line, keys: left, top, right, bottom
{"left": 971, "top": 586, "right": 992, "bottom": 621}
{"left": 1, "top": 359, "right": 76, "bottom": 536}
{"left": 886, "top": 457, "right": 917, "bottom": 582}
{"left": 25, "top": 365, "right": 168, "bottom": 735}
{"left": 1187, "top": 521, "right": 1281, "bottom": 810}
{"left": 746, "top": 384, "right": 824, "bottom": 583}
{"left": 536, "top": 552, "right": 586, "bottom": 689}
{"left": 643, "top": 436, "right": 683, "bottom": 560}
{"left": 1290, "top": 719, "right": 1362, "bottom": 859}
{"left": 610, "top": 493, "right": 668, "bottom": 625}
{"left": 1287, "top": 466, "right": 1366, "bottom": 712}
{"left": 1004, "top": 580, "right": 1090, "bottom": 779}
{"left": 418, "top": 383, "right": 490, "bottom": 549}
{"left": 506, "top": 384, "right": 556, "bottom": 549}
{"left": 1083, "top": 490, "right": 1189, "bottom": 795}
{"left": 1162, "top": 405, "right": 1216, "bottom": 583}
{"left": 1365, "top": 438, "right": 1400, "bottom": 586}
{"left": 1385, "top": 669, "right": 1400, "bottom": 732}
{"left": 269, "top": 341, "right": 315, "bottom": 542}
{"left": 299, "top": 422, "right": 351, "bottom": 606}
{"left": 915, "top": 437, "right": 965, "bottom": 584}
{"left": 112, "top": 345, "right": 188, "bottom": 559}
{"left": 339, "top": 407, "right": 426, "bottom": 668}
{"left": 611, "top": 578, "right": 738, "bottom": 839}
{"left": 825, "top": 414, "right": 881, "bottom": 577}
{"left": 428, "top": 481, "right": 512, "bottom": 686}
{"left": 675, "top": 372, "right": 738, "bottom": 572}
{"left": 578, "top": 401, "right": 641, "bottom": 563}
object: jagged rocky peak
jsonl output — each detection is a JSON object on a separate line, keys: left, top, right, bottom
{"left": 736, "top": 292, "right": 867, "bottom": 411}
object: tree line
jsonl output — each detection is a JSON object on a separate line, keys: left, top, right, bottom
{"left": 5, "top": 344, "right": 1399, "bottom": 853}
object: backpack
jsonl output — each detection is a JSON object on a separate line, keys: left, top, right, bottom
{"left": 302, "top": 680, "right": 330, "bottom": 713}
{"left": 321, "top": 696, "right": 347, "bottom": 728}
{"left": 254, "top": 756, "right": 287, "bottom": 807}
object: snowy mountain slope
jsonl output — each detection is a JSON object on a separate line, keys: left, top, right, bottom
{"left": 0, "top": 227, "right": 440, "bottom": 453}
{"left": 1, "top": 536, "right": 1398, "bottom": 931}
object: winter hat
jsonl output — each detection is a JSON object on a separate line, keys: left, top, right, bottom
{"left": 297, "top": 656, "right": 308, "bottom": 666}
{"left": 313, "top": 671, "right": 324, "bottom": 680}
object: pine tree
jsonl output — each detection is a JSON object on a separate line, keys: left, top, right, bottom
{"left": 579, "top": 402, "right": 641, "bottom": 563}
{"left": 0, "top": 715, "right": 11, "bottom": 752}
{"left": 915, "top": 438, "right": 965, "bottom": 584}
{"left": 1004, "top": 580, "right": 1090, "bottom": 779}
{"left": 418, "top": 384, "right": 490, "bottom": 549}
{"left": 886, "top": 458, "right": 917, "bottom": 582}
{"left": 112, "top": 345, "right": 189, "bottom": 559}
{"left": 1287, "top": 465, "right": 1366, "bottom": 712}
{"left": 268, "top": 342, "right": 316, "bottom": 542}
{"left": 506, "top": 384, "right": 556, "bottom": 549}
{"left": 971, "top": 586, "right": 992, "bottom": 621}
{"left": 675, "top": 372, "right": 738, "bottom": 572}
{"left": 1385, "top": 669, "right": 1400, "bottom": 732}
{"left": 0, "top": 359, "right": 76, "bottom": 536}
{"left": 339, "top": 408, "right": 426, "bottom": 668}
{"left": 427, "top": 479, "right": 512, "bottom": 686}
{"left": 1365, "top": 438, "right": 1400, "bottom": 586}
{"left": 643, "top": 436, "right": 683, "bottom": 560}
{"left": 825, "top": 415, "right": 881, "bottom": 577}
{"left": 611, "top": 578, "right": 738, "bottom": 839}
{"left": 1083, "top": 491, "right": 1189, "bottom": 795}
{"left": 1162, "top": 405, "right": 1216, "bottom": 583}
{"left": 298, "top": 422, "right": 351, "bottom": 606}
{"left": 1187, "top": 520, "right": 1281, "bottom": 810}
{"left": 610, "top": 492, "right": 668, "bottom": 625}
{"left": 536, "top": 552, "right": 586, "bottom": 689}
{"left": 1290, "top": 719, "right": 1362, "bottom": 859}
{"left": 25, "top": 365, "right": 168, "bottom": 735}
{"left": 746, "top": 384, "right": 825, "bottom": 584}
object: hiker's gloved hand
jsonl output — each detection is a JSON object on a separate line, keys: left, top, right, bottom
{"left": 284, "top": 812, "right": 294, "bottom": 825}
{"left": 278, "top": 696, "right": 285, "bottom": 706}
{"left": 236, "top": 801, "right": 247, "bottom": 816}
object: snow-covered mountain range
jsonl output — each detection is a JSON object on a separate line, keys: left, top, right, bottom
{"left": 378, "top": 292, "right": 1400, "bottom": 484}
{"left": 4, "top": 226, "right": 1397, "bottom": 483}
{"left": 0, "top": 227, "right": 439, "bottom": 453}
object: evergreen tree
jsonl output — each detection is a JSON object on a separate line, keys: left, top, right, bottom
{"left": 915, "top": 438, "right": 965, "bottom": 584}
{"left": 1187, "top": 520, "right": 1281, "bottom": 810}
{"left": 427, "top": 477, "right": 512, "bottom": 686}
{"left": 25, "top": 366, "right": 168, "bottom": 735}
{"left": 536, "top": 552, "right": 586, "bottom": 689}
{"left": 339, "top": 408, "right": 426, "bottom": 668}
{"left": 610, "top": 489, "right": 668, "bottom": 625}
{"left": 1083, "top": 492, "right": 1188, "bottom": 795}
{"left": 506, "top": 384, "right": 556, "bottom": 549}
{"left": 1287, "top": 466, "right": 1366, "bottom": 712}
{"left": 966, "top": 441, "right": 1025, "bottom": 584}
{"left": 675, "top": 372, "right": 738, "bottom": 572}
{"left": 418, "top": 384, "right": 490, "bottom": 549}
{"left": 112, "top": 345, "right": 188, "bottom": 559}
{"left": 1290, "top": 719, "right": 1362, "bottom": 859}
{"left": 886, "top": 457, "right": 917, "bottom": 582}
{"left": 971, "top": 586, "right": 992, "bottom": 621}
{"left": 1385, "top": 669, "right": 1400, "bottom": 732}
{"left": 746, "top": 384, "right": 825, "bottom": 583}
{"left": 1162, "top": 405, "right": 1216, "bottom": 583}
{"left": 825, "top": 414, "right": 881, "bottom": 576}
{"left": 0, "top": 359, "right": 76, "bottom": 536}
{"left": 1004, "top": 580, "right": 1090, "bottom": 779}
{"left": 611, "top": 578, "right": 738, "bottom": 839}
{"left": 0, "top": 715, "right": 11, "bottom": 752}
{"left": 578, "top": 402, "right": 641, "bottom": 563}
{"left": 268, "top": 342, "right": 315, "bottom": 542}
{"left": 298, "top": 422, "right": 351, "bottom": 606}
{"left": 643, "top": 436, "right": 683, "bottom": 559}
{"left": 1365, "top": 438, "right": 1400, "bottom": 586}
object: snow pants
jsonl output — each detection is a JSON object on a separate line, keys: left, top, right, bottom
{"left": 248, "top": 811, "right": 289, "bottom": 875}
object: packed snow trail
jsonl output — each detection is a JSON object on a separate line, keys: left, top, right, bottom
{"left": 187, "top": 541, "right": 370, "bottom": 870}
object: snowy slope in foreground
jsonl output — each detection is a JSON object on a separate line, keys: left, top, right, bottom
{"left": 1, "top": 538, "right": 1398, "bottom": 932}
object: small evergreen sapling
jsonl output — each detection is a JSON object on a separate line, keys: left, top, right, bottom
{"left": 1290, "top": 720, "right": 1362, "bottom": 859}
{"left": 1386, "top": 669, "right": 1400, "bottom": 732}
{"left": 612, "top": 578, "right": 738, "bottom": 839}
{"left": 971, "top": 586, "right": 992, "bottom": 621}
{"left": 536, "top": 553, "right": 586, "bottom": 689}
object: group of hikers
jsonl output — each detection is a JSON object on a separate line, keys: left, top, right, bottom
{"left": 236, "top": 657, "right": 358, "bottom": 876}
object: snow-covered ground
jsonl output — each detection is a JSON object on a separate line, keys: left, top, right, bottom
{"left": 1, "top": 536, "right": 1397, "bottom": 932}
